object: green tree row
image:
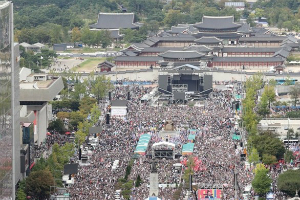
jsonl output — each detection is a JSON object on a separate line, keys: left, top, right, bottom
{"left": 16, "top": 143, "right": 75, "bottom": 200}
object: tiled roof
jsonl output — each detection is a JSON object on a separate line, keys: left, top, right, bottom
{"left": 141, "top": 47, "right": 183, "bottom": 53}
{"left": 221, "top": 47, "right": 281, "bottom": 53}
{"left": 90, "top": 13, "right": 139, "bottom": 29}
{"left": 193, "top": 32, "right": 242, "bottom": 39}
{"left": 194, "top": 16, "right": 241, "bottom": 30}
{"left": 213, "top": 57, "right": 284, "bottom": 62}
{"left": 194, "top": 36, "right": 222, "bottom": 44}
{"left": 273, "top": 49, "right": 290, "bottom": 58}
{"left": 184, "top": 45, "right": 212, "bottom": 52}
{"left": 98, "top": 61, "right": 115, "bottom": 68}
{"left": 114, "top": 56, "right": 163, "bottom": 62}
{"left": 239, "top": 36, "right": 286, "bottom": 42}
{"left": 159, "top": 50, "right": 205, "bottom": 59}
{"left": 109, "top": 29, "right": 123, "bottom": 39}
{"left": 237, "top": 23, "right": 252, "bottom": 33}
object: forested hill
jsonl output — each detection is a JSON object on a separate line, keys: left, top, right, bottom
{"left": 11, "top": 0, "right": 300, "bottom": 44}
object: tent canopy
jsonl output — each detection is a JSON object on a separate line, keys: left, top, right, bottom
{"left": 232, "top": 134, "right": 241, "bottom": 140}
{"left": 188, "top": 134, "right": 196, "bottom": 140}
{"left": 182, "top": 143, "right": 195, "bottom": 152}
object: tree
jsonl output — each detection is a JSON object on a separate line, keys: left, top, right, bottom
{"left": 16, "top": 180, "right": 26, "bottom": 200}
{"left": 69, "top": 111, "right": 85, "bottom": 130}
{"left": 164, "top": 9, "right": 183, "bottom": 28}
{"left": 252, "top": 165, "right": 272, "bottom": 197}
{"left": 252, "top": 131, "right": 285, "bottom": 160}
{"left": 248, "top": 148, "right": 260, "bottom": 166}
{"left": 48, "top": 119, "right": 66, "bottom": 134}
{"left": 289, "top": 84, "right": 300, "bottom": 106}
{"left": 90, "top": 104, "right": 101, "bottom": 125}
{"left": 71, "top": 27, "right": 81, "bottom": 44}
{"left": 278, "top": 170, "right": 300, "bottom": 197}
{"left": 81, "top": 27, "right": 94, "bottom": 47}
{"left": 284, "top": 150, "right": 295, "bottom": 163}
{"left": 264, "top": 85, "right": 275, "bottom": 108}
{"left": 79, "top": 97, "right": 97, "bottom": 115}
{"left": 262, "top": 154, "right": 277, "bottom": 165}
{"left": 91, "top": 75, "right": 113, "bottom": 103}
{"left": 257, "top": 91, "right": 270, "bottom": 117}
{"left": 100, "top": 30, "right": 112, "bottom": 48}
{"left": 25, "top": 169, "right": 54, "bottom": 200}
{"left": 147, "top": 20, "right": 160, "bottom": 34}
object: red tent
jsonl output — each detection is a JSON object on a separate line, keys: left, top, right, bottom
{"left": 65, "top": 132, "right": 71, "bottom": 135}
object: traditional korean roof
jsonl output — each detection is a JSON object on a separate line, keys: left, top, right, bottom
{"left": 251, "top": 27, "right": 271, "bottom": 35}
{"left": 213, "top": 57, "right": 284, "bottom": 62}
{"left": 194, "top": 16, "right": 241, "bottom": 30}
{"left": 97, "top": 61, "right": 115, "bottom": 68}
{"left": 281, "top": 43, "right": 300, "bottom": 48}
{"left": 221, "top": 47, "right": 281, "bottom": 53}
{"left": 124, "top": 51, "right": 137, "bottom": 56}
{"left": 184, "top": 45, "right": 212, "bottom": 52}
{"left": 283, "top": 36, "right": 298, "bottom": 43}
{"left": 237, "top": 23, "right": 252, "bottom": 34}
{"left": 281, "top": 44, "right": 293, "bottom": 51}
{"left": 167, "top": 24, "right": 198, "bottom": 34}
{"left": 159, "top": 50, "right": 205, "bottom": 59}
{"left": 239, "top": 36, "right": 286, "bottom": 42}
{"left": 90, "top": 13, "right": 140, "bottom": 29}
{"left": 141, "top": 47, "right": 183, "bottom": 53}
{"left": 109, "top": 29, "right": 124, "bottom": 39}
{"left": 273, "top": 49, "right": 290, "bottom": 58}
{"left": 193, "top": 32, "right": 242, "bottom": 39}
{"left": 154, "top": 35, "right": 196, "bottom": 42}
{"left": 194, "top": 36, "right": 223, "bottom": 44}
{"left": 168, "top": 26, "right": 189, "bottom": 34}
{"left": 114, "top": 56, "right": 163, "bottom": 62}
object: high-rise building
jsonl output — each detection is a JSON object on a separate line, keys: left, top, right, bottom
{"left": 0, "top": 1, "right": 19, "bottom": 199}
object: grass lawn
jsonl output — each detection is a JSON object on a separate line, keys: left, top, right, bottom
{"left": 73, "top": 57, "right": 106, "bottom": 72}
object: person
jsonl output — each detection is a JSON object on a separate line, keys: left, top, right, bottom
{"left": 205, "top": 190, "right": 214, "bottom": 199}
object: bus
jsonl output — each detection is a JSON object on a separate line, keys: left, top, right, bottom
{"left": 275, "top": 78, "right": 298, "bottom": 85}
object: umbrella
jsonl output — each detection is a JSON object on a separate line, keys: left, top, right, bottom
{"left": 47, "top": 132, "right": 51, "bottom": 136}
{"left": 65, "top": 132, "right": 71, "bottom": 135}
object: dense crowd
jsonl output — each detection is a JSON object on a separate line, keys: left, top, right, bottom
{"left": 64, "top": 83, "right": 256, "bottom": 200}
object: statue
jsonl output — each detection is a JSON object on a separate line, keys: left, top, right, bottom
{"left": 164, "top": 120, "right": 174, "bottom": 131}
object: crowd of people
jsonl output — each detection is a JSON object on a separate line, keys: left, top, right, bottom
{"left": 64, "top": 83, "right": 256, "bottom": 200}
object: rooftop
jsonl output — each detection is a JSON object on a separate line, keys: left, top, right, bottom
{"left": 159, "top": 50, "right": 205, "bottom": 59}
{"left": 194, "top": 16, "right": 241, "bottom": 30}
{"left": 213, "top": 57, "right": 284, "bottom": 62}
{"left": 89, "top": 12, "right": 140, "bottom": 29}
{"left": 194, "top": 36, "right": 223, "bottom": 44}
{"left": 221, "top": 47, "right": 282, "bottom": 53}
{"left": 19, "top": 76, "right": 64, "bottom": 102}
{"left": 114, "top": 56, "right": 163, "bottom": 62}
{"left": 239, "top": 36, "right": 287, "bottom": 42}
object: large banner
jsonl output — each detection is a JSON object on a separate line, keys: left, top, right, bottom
{"left": 198, "top": 189, "right": 222, "bottom": 200}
